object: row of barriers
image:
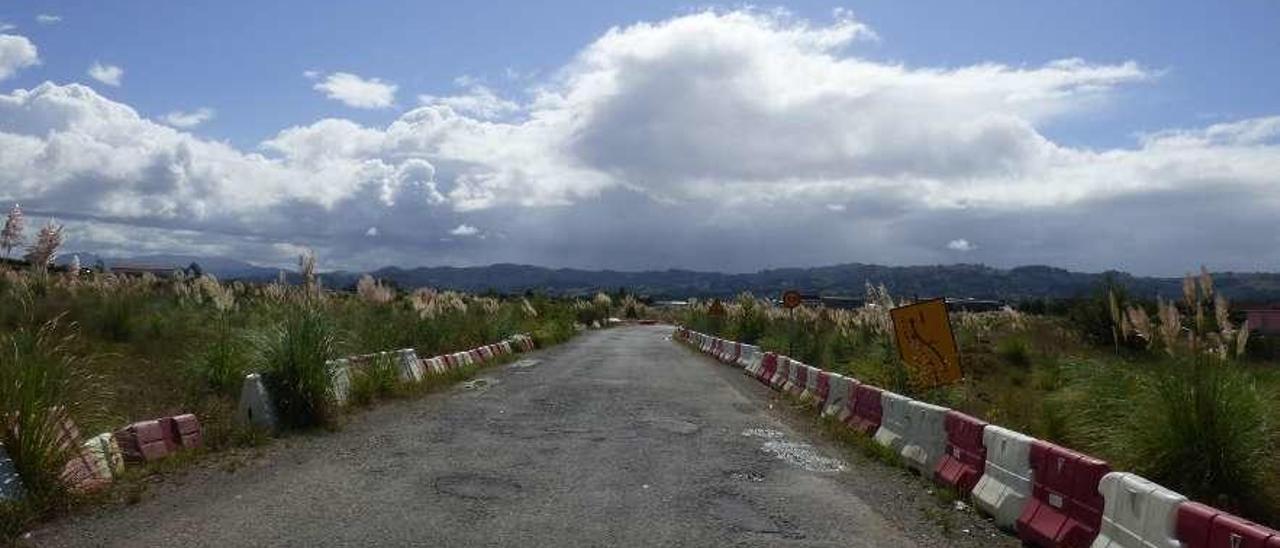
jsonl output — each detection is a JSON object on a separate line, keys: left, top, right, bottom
{"left": 237, "top": 334, "right": 537, "bottom": 433}
{"left": 678, "top": 327, "right": 1279, "bottom": 548}
{"left": 3, "top": 334, "right": 538, "bottom": 504}
{"left": 1, "top": 410, "right": 205, "bottom": 502}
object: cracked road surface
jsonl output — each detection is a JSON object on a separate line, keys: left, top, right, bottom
{"left": 30, "top": 326, "right": 1016, "bottom": 547}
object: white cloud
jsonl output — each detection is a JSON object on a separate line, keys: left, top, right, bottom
{"left": 87, "top": 62, "right": 123, "bottom": 86}
{"left": 161, "top": 107, "right": 215, "bottom": 128}
{"left": 365, "top": 226, "right": 378, "bottom": 237}
{"left": 312, "top": 72, "right": 397, "bottom": 109}
{"left": 418, "top": 85, "right": 518, "bottom": 120}
{"left": 35, "top": 14, "right": 62, "bottom": 25}
{"left": 0, "top": 23, "right": 15, "bottom": 33}
{"left": 947, "top": 239, "right": 976, "bottom": 252}
{"left": 0, "top": 10, "right": 1277, "bottom": 274}
{"left": 0, "top": 34, "right": 39, "bottom": 81}
{"left": 450, "top": 224, "right": 480, "bottom": 236}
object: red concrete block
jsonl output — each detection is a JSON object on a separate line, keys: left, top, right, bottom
{"left": 115, "top": 420, "right": 169, "bottom": 463}
{"left": 934, "top": 411, "right": 988, "bottom": 494}
{"left": 1016, "top": 441, "right": 1110, "bottom": 547}
{"left": 168, "top": 414, "right": 203, "bottom": 450}
{"left": 791, "top": 366, "right": 808, "bottom": 396}
{"left": 757, "top": 353, "right": 778, "bottom": 384}
{"left": 815, "top": 372, "right": 831, "bottom": 407}
{"left": 846, "top": 384, "right": 883, "bottom": 435}
{"left": 1178, "top": 502, "right": 1280, "bottom": 548}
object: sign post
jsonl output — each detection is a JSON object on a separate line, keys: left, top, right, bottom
{"left": 889, "top": 298, "right": 962, "bottom": 389}
{"left": 781, "top": 291, "right": 802, "bottom": 357}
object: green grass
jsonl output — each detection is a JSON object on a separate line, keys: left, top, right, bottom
{"left": 349, "top": 353, "right": 400, "bottom": 407}
{"left": 0, "top": 317, "right": 108, "bottom": 537}
{"left": 253, "top": 304, "right": 343, "bottom": 430}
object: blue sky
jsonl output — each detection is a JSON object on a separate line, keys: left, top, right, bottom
{"left": 5, "top": 1, "right": 1276, "bottom": 147}
{"left": 0, "top": 2, "right": 1277, "bottom": 274}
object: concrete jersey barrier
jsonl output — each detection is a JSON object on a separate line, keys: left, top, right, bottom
{"left": 800, "top": 366, "right": 821, "bottom": 403}
{"left": 329, "top": 359, "right": 352, "bottom": 407}
{"left": 873, "top": 391, "right": 913, "bottom": 453}
{"left": 1091, "top": 472, "right": 1186, "bottom": 548}
{"left": 758, "top": 353, "right": 779, "bottom": 384}
{"left": 1017, "top": 440, "right": 1110, "bottom": 547}
{"left": 973, "top": 424, "right": 1034, "bottom": 530}
{"left": 237, "top": 373, "right": 279, "bottom": 433}
{"left": 398, "top": 349, "right": 424, "bottom": 382}
{"left": 935, "top": 411, "right": 989, "bottom": 494}
{"left": 786, "top": 362, "right": 808, "bottom": 395}
{"left": 823, "top": 374, "right": 853, "bottom": 419}
{"left": 845, "top": 383, "right": 882, "bottom": 434}
{"left": 770, "top": 356, "right": 791, "bottom": 390}
{"left": 811, "top": 370, "right": 831, "bottom": 410}
{"left": 739, "top": 344, "right": 762, "bottom": 374}
{"left": 900, "top": 399, "right": 948, "bottom": 476}
{"left": 84, "top": 433, "right": 124, "bottom": 480}
{"left": 1174, "top": 501, "right": 1280, "bottom": 548}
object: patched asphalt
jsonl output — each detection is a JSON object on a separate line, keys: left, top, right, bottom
{"left": 27, "top": 325, "right": 1017, "bottom": 547}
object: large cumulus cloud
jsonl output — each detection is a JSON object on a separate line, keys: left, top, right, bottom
{"left": 0, "top": 10, "right": 1277, "bottom": 274}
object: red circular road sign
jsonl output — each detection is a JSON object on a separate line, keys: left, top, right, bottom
{"left": 782, "top": 291, "right": 803, "bottom": 309}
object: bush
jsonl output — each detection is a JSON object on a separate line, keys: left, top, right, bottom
{"left": 1134, "top": 359, "right": 1273, "bottom": 516}
{"left": 1060, "top": 356, "right": 1275, "bottom": 519}
{"left": 90, "top": 291, "right": 139, "bottom": 342}
{"left": 0, "top": 319, "right": 104, "bottom": 506}
{"left": 253, "top": 304, "right": 342, "bottom": 430}
{"left": 995, "top": 336, "right": 1032, "bottom": 367}
{"left": 193, "top": 321, "right": 250, "bottom": 398}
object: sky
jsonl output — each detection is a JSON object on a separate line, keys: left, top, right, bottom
{"left": 0, "top": 1, "right": 1277, "bottom": 275}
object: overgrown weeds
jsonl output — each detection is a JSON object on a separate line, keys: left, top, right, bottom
{"left": 0, "top": 316, "right": 106, "bottom": 535}
{"left": 253, "top": 304, "right": 342, "bottom": 430}
{"left": 349, "top": 353, "right": 400, "bottom": 407}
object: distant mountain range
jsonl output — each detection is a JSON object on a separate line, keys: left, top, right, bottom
{"left": 59, "top": 252, "right": 1280, "bottom": 303}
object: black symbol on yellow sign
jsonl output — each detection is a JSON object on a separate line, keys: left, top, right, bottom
{"left": 890, "top": 298, "right": 962, "bottom": 389}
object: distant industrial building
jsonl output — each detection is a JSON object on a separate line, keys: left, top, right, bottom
{"left": 109, "top": 264, "right": 180, "bottom": 278}
{"left": 1244, "top": 308, "right": 1280, "bottom": 335}
{"left": 944, "top": 298, "right": 1006, "bottom": 313}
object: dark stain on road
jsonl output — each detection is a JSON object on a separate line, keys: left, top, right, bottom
{"left": 434, "top": 473, "right": 523, "bottom": 501}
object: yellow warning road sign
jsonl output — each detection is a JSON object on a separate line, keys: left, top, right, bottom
{"left": 890, "top": 298, "right": 962, "bottom": 389}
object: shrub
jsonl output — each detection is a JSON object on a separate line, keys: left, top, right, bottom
{"left": 995, "top": 336, "right": 1032, "bottom": 367}
{"left": 1132, "top": 358, "right": 1273, "bottom": 516}
{"left": 90, "top": 291, "right": 139, "bottom": 342}
{"left": 253, "top": 304, "right": 342, "bottom": 430}
{"left": 1059, "top": 355, "right": 1274, "bottom": 519}
{"left": 0, "top": 318, "right": 104, "bottom": 505}
{"left": 193, "top": 322, "right": 250, "bottom": 398}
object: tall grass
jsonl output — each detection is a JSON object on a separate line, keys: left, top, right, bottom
{"left": 252, "top": 304, "right": 342, "bottom": 430}
{"left": 0, "top": 317, "right": 105, "bottom": 507}
{"left": 1061, "top": 356, "right": 1274, "bottom": 517}
{"left": 349, "top": 353, "right": 399, "bottom": 407}
{"left": 192, "top": 319, "right": 250, "bottom": 398}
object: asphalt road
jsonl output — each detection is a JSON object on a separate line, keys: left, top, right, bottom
{"left": 29, "top": 325, "right": 1015, "bottom": 547}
